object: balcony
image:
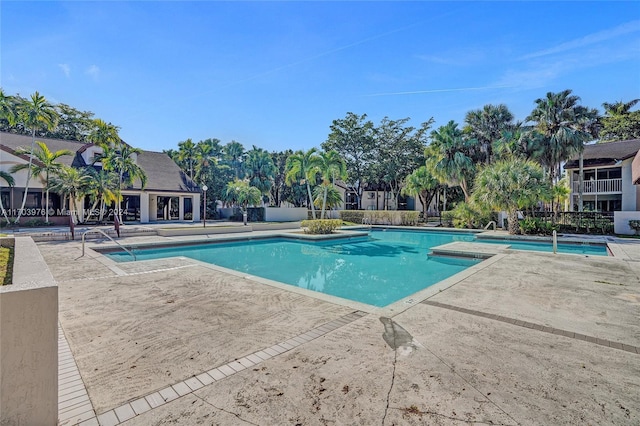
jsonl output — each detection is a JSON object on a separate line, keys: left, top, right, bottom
{"left": 571, "top": 178, "right": 622, "bottom": 194}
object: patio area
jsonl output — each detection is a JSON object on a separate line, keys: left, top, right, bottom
{"left": 35, "top": 231, "right": 640, "bottom": 425}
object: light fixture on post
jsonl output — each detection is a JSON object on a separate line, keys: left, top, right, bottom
{"left": 202, "top": 184, "right": 208, "bottom": 228}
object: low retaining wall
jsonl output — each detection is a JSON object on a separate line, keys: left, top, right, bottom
{"left": 614, "top": 211, "right": 640, "bottom": 235}
{"left": 0, "top": 237, "right": 58, "bottom": 425}
{"left": 157, "top": 226, "right": 250, "bottom": 237}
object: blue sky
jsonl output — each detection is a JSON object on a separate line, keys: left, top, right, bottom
{"left": 2, "top": 1, "right": 639, "bottom": 153}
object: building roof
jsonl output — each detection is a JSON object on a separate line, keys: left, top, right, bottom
{"left": 565, "top": 139, "right": 640, "bottom": 169}
{"left": 0, "top": 132, "right": 198, "bottom": 193}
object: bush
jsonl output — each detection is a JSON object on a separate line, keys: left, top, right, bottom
{"left": 339, "top": 210, "right": 420, "bottom": 226}
{"left": 301, "top": 219, "right": 342, "bottom": 234}
{"left": 23, "top": 218, "right": 52, "bottom": 227}
{"left": 339, "top": 211, "right": 365, "bottom": 223}
{"left": 520, "top": 217, "right": 559, "bottom": 235}
{"left": 630, "top": 220, "right": 640, "bottom": 235}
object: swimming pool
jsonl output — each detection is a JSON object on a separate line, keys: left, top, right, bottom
{"left": 474, "top": 238, "right": 608, "bottom": 256}
{"left": 107, "top": 230, "right": 481, "bottom": 307}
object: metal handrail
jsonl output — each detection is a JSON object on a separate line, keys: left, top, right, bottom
{"left": 81, "top": 229, "right": 136, "bottom": 260}
{"left": 484, "top": 220, "right": 496, "bottom": 231}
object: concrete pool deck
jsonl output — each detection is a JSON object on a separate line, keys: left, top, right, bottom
{"left": 32, "top": 228, "right": 640, "bottom": 425}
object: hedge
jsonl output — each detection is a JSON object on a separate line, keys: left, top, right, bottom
{"left": 339, "top": 210, "right": 420, "bottom": 226}
{"left": 301, "top": 219, "right": 342, "bottom": 234}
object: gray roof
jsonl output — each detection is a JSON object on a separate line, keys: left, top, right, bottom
{"left": 565, "top": 139, "right": 640, "bottom": 169}
{"left": 0, "top": 132, "right": 198, "bottom": 193}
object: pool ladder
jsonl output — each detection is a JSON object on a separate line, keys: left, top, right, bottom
{"left": 484, "top": 221, "right": 496, "bottom": 231}
{"left": 80, "top": 229, "right": 136, "bottom": 261}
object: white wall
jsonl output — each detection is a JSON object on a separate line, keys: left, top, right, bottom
{"left": 621, "top": 158, "right": 636, "bottom": 210}
{"left": 0, "top": 237, "right": 58, "bottom": 425}
{"left": 614, "top": 211, "right": 640, "bottom": 235}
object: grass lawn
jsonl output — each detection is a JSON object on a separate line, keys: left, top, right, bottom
{"left": 0, "top": 246, "right": 13, "bottom": 285}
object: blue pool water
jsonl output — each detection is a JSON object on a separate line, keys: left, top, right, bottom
{"left": 107, "top": 230, "right": 480, "bottom": 307}
{"left": 106, "top": 229, "right": 607, "bottom": 306}
{"left": 475, "top": 238, "right": 608, "bottom": 256}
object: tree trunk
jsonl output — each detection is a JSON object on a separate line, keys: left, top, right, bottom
{"left": 15, "top": 128, "right": 37, "bottom": 223}
{"left": 578, "top": 152, "right": 584, "bottom": 212}
{"left": 321, "top": 186, "right": 328, "bottom": 219}
{"left": 306, "top": 182, "right": 316, "bottom": 219}
{"left": 508, "top": 209, "right": 519, "bottom": 235}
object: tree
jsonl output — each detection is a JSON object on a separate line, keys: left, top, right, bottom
{"left": 599, "top": 99, "right": 640, "bottom": 142}
{"left": 316, "top": 150, "right": 347, "bottom": 219}
{"left": 312, "top": 184, "right": 342, "bottom": 211}
{"left": 473, "top": 159, "right": 551, "bottom": 235}
{"left": 270, "top": 150, "right": 293, "bottom": 207}
{"left": 464, "top": 104, "right": 515, "bottom": 164}
{"left": 224, "top": 179, "right": 261, "bottom": 223}
{"left": 285, "top": 148, "right": 321, "bottom": 218}
{"left": 13, "top": 92, "right": 58, "bottom": 223}
{"left": 401, "top": 166, "right": 440, "bottom": 219}
{"left": 48, "top": 166, "right": 92, "bottom": 223}
{"left": 244, "top": 146, "right": 276, "bottom": 202}
{"left": 526, "top": 90, "right": 595, "bottom": 185}
{"left": 10, "top": 141, "right": 73, "bottom": 222}
{"left": 97, "top": 143, "right": 147, "bottom": 222}
{"left": 223, "top": 141, "right": 246, "bottom": 179}
{"left": 49, "top": 104, "right": 95, "bottom": 141}
{"left": 178, "top": 138, "right": 197, "bottom": 180}
{"left": 322, "top": 112, "right": 376, "bottom": 209}
{"left": 0, "top": 89, "right": 17, "bottom": 128}
{"left": 88, "top": 119, "right": 120, "bottom": 148}
{"left": 0, "top": 171, "right": 15, "bottom": 224}
{"left": 427, "top": 121, "right": 476, "bottom": 202}
{"left": 83, "top": 168, "right": 118, "bottom": 222}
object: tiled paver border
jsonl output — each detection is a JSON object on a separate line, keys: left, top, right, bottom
{"left": 422, "top": 300, "right": 639, "bottom": 355}
{"left": 58, "top": 324, "right": 97, "bottom": 425}
{"left": 63, "top": 310, "right": 367, "bottom": 426}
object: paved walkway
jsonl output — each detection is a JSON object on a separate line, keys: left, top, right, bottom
{"left": 34, "top": 228, "right": 640, "bottom": 425}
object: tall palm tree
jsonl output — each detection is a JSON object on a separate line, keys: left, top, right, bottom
{"left": 87, "top": 119, "right": 120, "bottom": 148}
{"left": 223, "top": 141, "right": 245, "bottom": 179}
{"left": 13, "top": 92, "right": 58, "bottom": 223}
{"left": 602, "top": 99, "right": 640, "bottom": 116}
{"left": 464, "top": 104, "right": 514, "bottom": 164}
{"left": 401, "top": 166, "right": 440, "bottom": 219}
{"left": 83, "top": 168, "right": 118, "bottom": 222}
{"left": 427, "top": 121, "right": 475, "bottom": 202}
{"left": 526, "top": 90, "right": 594, "bottom": 186}
{"left": 48, "top": 166, "right": 92, "bottom": 223}
{"left": 97, "top": 143, "right": 147, "bottom": 223}
{"left": 316, "top": 150, "right": 347, "bottom": 219}
{"left": 285, "top": 148, "right": 322, "bottom": 219}
{"left": 473, "top": 159, "right": 551, "bottom": 235}
{"left": 224, "top": 179, "right": 261, "bottom": 224}
{"left": 244, "top": 146, "right": 276, "bottom": 203}
{"left": 10, "top": 141, "right": 73, "bottom": 222}
{"left": 178, "top": 138, "right": 197, "bottom": 180}
{"left": 0, "top": 89, "right": 17, "bottom": 127}
{"left": 0, "top": 171, "right": 15, "bottom": 224}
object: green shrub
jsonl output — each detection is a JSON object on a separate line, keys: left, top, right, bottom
{"left": 629, "top": 220, "right": 640, "bottom": 235}
{"left": 339, "top": 211, "right": 365, "bottom": 223}
{"left": 399, "top": 211, "right": 420, "bottom": 226}
{"left": 301, "top": 219, "right": 342, "bottom": 234}
{"left": 23, "top": 218, "right": 52, "bottom": 227}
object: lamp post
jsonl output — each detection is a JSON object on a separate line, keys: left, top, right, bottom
{"left": 202, "top": 184, "right": 208, "bottom": 228}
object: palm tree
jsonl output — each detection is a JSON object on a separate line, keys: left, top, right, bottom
{"left": 312, "top": 184, "right": 342, "bottom": 212}
{"left": 178, "top": 139, "right": 197, "bottom": 180}
{"left": 464, "top": 104, "right": 515, "bottom": 164}
{"left": 13, "top": 92, "right": 58, "bottom": 223}
{"left": 285, "top": 148, "right": 321, "bottom": 219}
{"left": 10, "top": 141, "right": 73, "bottom": 222}
{"left": 88, "top": 119, "right": 120, "bottom": 148}
{"left": 316, "top": 150, "right": 347, "bottom": 219}
{"left": 602, "top": 99, "right": 640, "bottom": 116}
{"left": 48, "top": 166, "right": 92, "bottom": 223}
{"left": 224, "top": 179, "right": 261, "bottom": 224}
{"left": 0, "top": 89, "right": 17, "bottom": 127}
{"left": 473, "top": 159, "right": 551, "bottom": 234}
{"left": 427, "top": 121, "right": 475, "bottom": 202}
{"left": 223, "top": 141, "right": 245, "bottom": 179}
{"left": 401, "top": 166, "right": 440, "bottom": 219}
{"left": 0, "top": 171, "right": 15, "bottom": 224}
{"left": 97, "top": 143, "right": 147, "bottom": 223}
{"left": 83, "top": 168, "right": 118, "bottom": 222}
{"left": 526, "top": 90, "right": 595, "bottom": 186}
{"left": 244, "top": 146, "right": 276, "bottom": 203}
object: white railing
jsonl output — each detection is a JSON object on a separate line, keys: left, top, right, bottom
{"left": 572, "top": 178, "right": 622, "bottom": 194}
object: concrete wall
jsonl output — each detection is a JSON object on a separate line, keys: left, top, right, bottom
{"left": 0, "top": 237, "right": 58, "bottom": 425}
{"left": 621, "top": 158, "right": 636, "bottom": 211}
{"left": 264, "top": 207, "right": 308, "bottom": 222}
{"left": 614, "top": 211, "right": 640, "bottom": 235}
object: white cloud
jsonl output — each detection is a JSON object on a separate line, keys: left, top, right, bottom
{"left": 58, "top": 63, "right": 70, "bottom": 78}
{"left": 86, "top": 64, "right": 100, "bottom": 80}
{"left": 521, "top": 20, "right": 640, "bottom": 60}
